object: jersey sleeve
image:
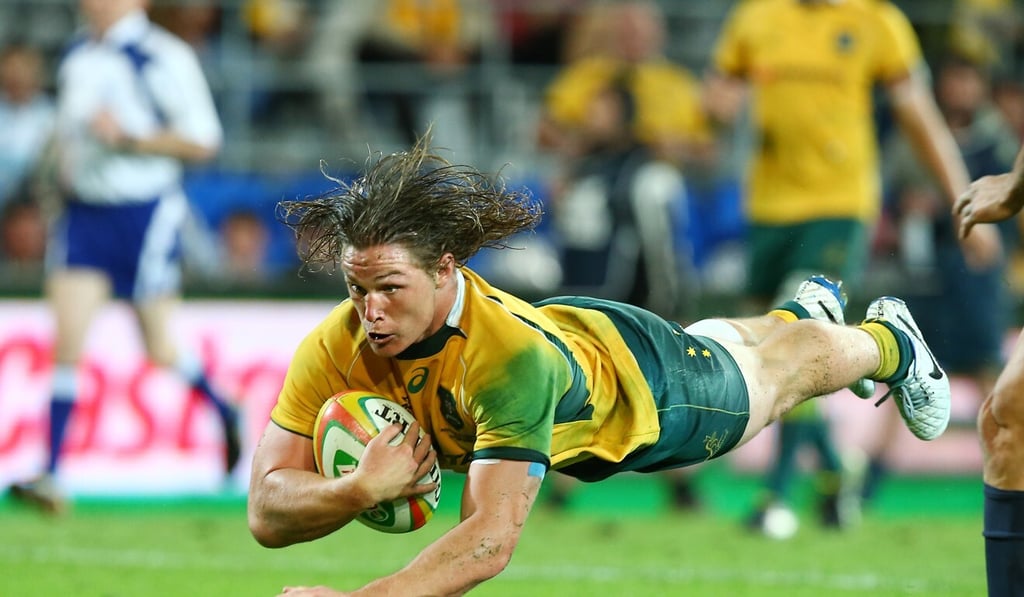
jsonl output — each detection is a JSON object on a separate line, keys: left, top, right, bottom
{"left": 871, "top": 1, "right": 923, "bottom": 82}
{"left": 270, "top": 319, "right": 347, "bottom": 438}
{"left": 467, "top": 342, "right": 571, "bottom": 468}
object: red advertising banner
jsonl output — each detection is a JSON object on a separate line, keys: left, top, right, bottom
{"left": 0, "top": 299, "right": 334, "bottom": 496}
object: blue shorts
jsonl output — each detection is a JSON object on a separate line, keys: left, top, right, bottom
{"left": 47, "top": 192, "right": 186, "bottom": 300}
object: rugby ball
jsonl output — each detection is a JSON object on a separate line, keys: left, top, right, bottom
{"left": 313, "top": 390, "right": 441, "bottom": 533}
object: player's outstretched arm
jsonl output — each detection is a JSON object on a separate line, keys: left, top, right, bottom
{"left": 955, "top": 144, "right": 1024, "bottom": 238}
{"left": 248, "top": 421, "right": 436, "bottom": 548}
{"left": 346, "top": 459, "right": 543, "bottom": 596}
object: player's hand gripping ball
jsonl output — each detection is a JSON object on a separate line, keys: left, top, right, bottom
{"left": 313, "top": 390, "right": 442, "bottom": 533}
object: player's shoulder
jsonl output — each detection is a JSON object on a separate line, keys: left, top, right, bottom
{"left": 461, "top": 268, "right": 543, "bottom": 328}
{"left": 461, "top": 269, "right": 567, "bottom": 346}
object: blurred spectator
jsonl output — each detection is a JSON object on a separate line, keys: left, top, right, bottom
{"left": 242, "top": 0, "right": 309, "bottom": 55}
{"left": 304, "top": 0, "right": 376, "bottom": 148}
{"left": 538, "top": 0, "right": 709, "bottom": 513}
{"left": 551, "top": 76, "right": 690, "bottom": 319}
{"left": 867, "top": 54, "right": 1021, "bottom": 505}
{"left": 994, "top": 78, "right": 1024, "bottom": 142}
{"left": 537, "top": 0, "right": 713, "bottom": 166}
{"left": 242, "top": 0, "right": 317, "bottom": 128}
{"left": 217, "top": 208, "right": 273, "bottom": 284}
{"left": 538, "top": 0, "right": 714, "bottom": 308}
{"left": 0, "top": 197, "right": 45, "bottom": 266}
{"left": 0, "top": 43, "right": 55, "bottom": 208}
{"left": 949, "top": 0, "right": 1020, "bottom": 73}
{"left": 353, "top": 0, "right": 496, "bottom": 157}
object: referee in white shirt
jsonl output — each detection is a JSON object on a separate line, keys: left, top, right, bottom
{"left": 10, "top": 0, "right": 240, "bottom": 513}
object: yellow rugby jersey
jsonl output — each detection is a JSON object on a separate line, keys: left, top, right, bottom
{"left": 714, "top": 0, "right": 922, "bottom": 224}
{"left": 544, "top": 56, "right": 712, "bottom": 147}
{"left": 271, "top": 267, "right": 662, "bottom": 473}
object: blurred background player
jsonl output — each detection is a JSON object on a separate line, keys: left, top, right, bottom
{"left": 956, "top": 140, "right": 1024, "bottom": 597}
{"left": 705, "top": 0, "right": 1003, "bottom": 534}
{"left": 864, "top": 53, "right": 1019, "bottom": 505}
{"left": 536, "top": 0, "right": 712, "bottom": 512}
{"left": 8, "top": 0, "right": 239, "bottom": 513}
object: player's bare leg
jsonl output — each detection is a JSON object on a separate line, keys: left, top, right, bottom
{"left": 9, "top": 270, "right": 111, "bottom": 514}
{"left": 729, "top": 320, "right": 882, "bottom": 444}
{"left": 136, "top": 296, "right": 242, "bottom": 476}
{"left": 725, "top": 296, "right": 951, "bottom": 447}
{"left": 980, "top": 332, "right": 1024, "bottom": 596}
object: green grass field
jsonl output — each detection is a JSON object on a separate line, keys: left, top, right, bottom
{"left": 0, "top": 466, "right": 987, "bottom": 596}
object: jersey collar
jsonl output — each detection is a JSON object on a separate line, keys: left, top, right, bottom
{"left": 445, "top": 267, "right": 467, "bottom": 329}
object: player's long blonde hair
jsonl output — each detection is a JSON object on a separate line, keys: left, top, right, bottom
{"left": 278, "top": 134, "right": 542, "bottom": 273}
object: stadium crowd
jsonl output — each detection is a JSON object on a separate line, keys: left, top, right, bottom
{"left": 0, "top": 0, "right": 1019, "bottom": 303}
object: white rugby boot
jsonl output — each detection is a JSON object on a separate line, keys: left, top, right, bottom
{"left": 791, "top": 275, "right": 846, "bottom": 324}
{"left": 790, "top": 275, "right": 875, "bottom": 398}
{"left": 865, "top": 296, "right": 951, "bottom": 441}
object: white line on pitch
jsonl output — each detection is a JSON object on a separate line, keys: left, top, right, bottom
{"left": 0, "top": 544, "right": 948, "bottom": 593}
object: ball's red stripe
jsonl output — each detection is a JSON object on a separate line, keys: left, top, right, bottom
{"left": 334, "top": 405, "right": 375, "bottom": 444}
{"left": 408, "top": 498, "right": 427, "bottom": 529}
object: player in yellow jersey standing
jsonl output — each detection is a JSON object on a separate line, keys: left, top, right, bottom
{"left": 705, "top": 0, "right": 1004, "bottom": 534}
{"left": 248, "top": 134, "right": 952, "bottom": 596}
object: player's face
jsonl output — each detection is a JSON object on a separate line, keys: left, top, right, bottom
{"left": 341, "top": 243, "right": 454, "bottom": 357}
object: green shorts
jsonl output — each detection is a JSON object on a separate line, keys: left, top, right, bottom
{"left": 746, "top": 219, "right": 869, "bottom": 300}
{"left": 551, "top": 299, "right": 751, "bottom": 481}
